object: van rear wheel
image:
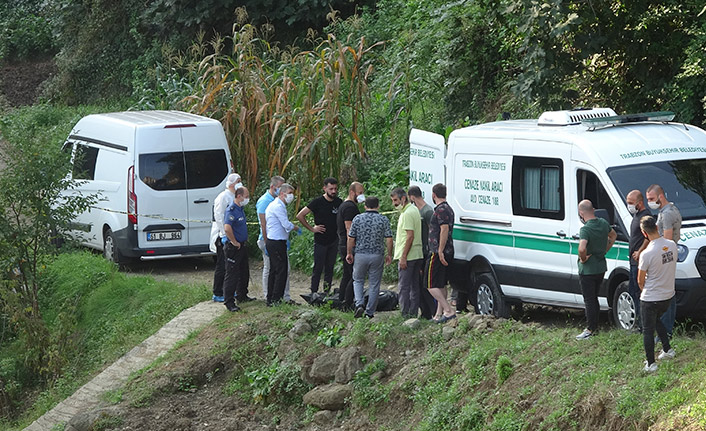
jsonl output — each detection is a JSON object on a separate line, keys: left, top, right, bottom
{"left": 474, "top": 273, "right": 509, "bottom": 318}
{"left": 103, "top": 228, "right": 122, "bottom": 264}
{"left": 612, "top": 280, "right": 637, "bottom": 330}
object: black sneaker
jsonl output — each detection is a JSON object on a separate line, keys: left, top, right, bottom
{"left": 365, "top": 313, "right": 374, "bottom": 319}
{"left": 238, "top": 296, "right": 256, "bottom": 304}
{"left": 354, "top": 306, "right": 364, "bottom": 318}
{"left": 225, "top": 303, "right": 241, "bottom": 312}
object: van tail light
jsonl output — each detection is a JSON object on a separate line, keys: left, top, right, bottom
{"left": 127, "top": 165, "right": 137, "bottom": 225}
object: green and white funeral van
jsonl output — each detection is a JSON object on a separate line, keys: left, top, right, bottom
{"left": 410, "top": 108, "right": 706, "bottom": 329}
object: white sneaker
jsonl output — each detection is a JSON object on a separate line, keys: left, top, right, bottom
{"left": 643, "top": 361, "right": 658, "bottom": 372}
{"left": 575, "top": 329, "right": 593, "bottom": 340}
{"left": 658, "top": 348, "right": 676, "bottom": 360}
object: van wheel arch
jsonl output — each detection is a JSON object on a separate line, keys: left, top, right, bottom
{"left": 607, "top": 270, "right": 631, "bottom": 329}
{"left": 469, "top": 257, "right": 509, "bottom": 318}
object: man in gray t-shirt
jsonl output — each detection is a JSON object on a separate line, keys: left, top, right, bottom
{"left": 644, "top": 184, "right": 682, "bottom": 337}
{"left": 638, "top": 216, "right": 676, "bottom": 371}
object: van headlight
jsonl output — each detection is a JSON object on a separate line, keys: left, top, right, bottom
{"left": 677, "top": 244, "right": 689, "bottom": 262}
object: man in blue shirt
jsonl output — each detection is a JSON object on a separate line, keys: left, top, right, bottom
{"left": 265, "top": 183, "right": 298, "bottom": 306}
{"left": 223, "top": 186, "right": 252, "bottom": 312}
{"left": 256, "top": 176, "right": 292, "bottom": 302}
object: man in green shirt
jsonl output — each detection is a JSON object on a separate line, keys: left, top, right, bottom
{"left": 391, "top": 187, "right": 424, "bottom": 318}
{"left": 576, "top": 200, "right": 617, "bottom": 340}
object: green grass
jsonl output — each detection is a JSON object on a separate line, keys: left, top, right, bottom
{"left": 0, "top": 252, "right": 209, "bottom": 430}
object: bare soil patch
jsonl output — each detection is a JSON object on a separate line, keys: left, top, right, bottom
{"left": 0, "top": 57, "right": 56, "bottom": 107}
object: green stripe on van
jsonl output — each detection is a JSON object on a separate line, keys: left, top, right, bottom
{"left": 453, "top": 224, "right": 629, "bottom": 261}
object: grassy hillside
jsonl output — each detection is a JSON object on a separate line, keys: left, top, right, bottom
{"left": 0, "top": 252, "right": 210, "bottom": 430}
{"left": 83, "top": 302, "right": 706, "bottom": 431}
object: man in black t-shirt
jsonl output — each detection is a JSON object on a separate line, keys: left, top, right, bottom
{"left": 336, "top": 182, "right": 365, "bottom": 309}
{"left": 297, "top": 177, "right": 343, "bottom": 293}
{"left": 626, "top": 189, "right": 651, "bottom": 330}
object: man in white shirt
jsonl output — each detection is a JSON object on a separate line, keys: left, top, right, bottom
{"left": 265, "top": 183, "right": 298, "bottom": 306}
{"left": 638, "top": 216, "right": 677, "bottom": 372}
{"left": 209, "top": 173, "right": 241, "bottom": 302}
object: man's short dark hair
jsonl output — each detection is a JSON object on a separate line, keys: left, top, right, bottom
{"left": 390, "top": 187, "right": 407, "bottom": 200}
{"left": 235, "top": 187, "right": 247, "bottom": 198}
{"left": 640, "top": 215, "right": 658, "bottom": 234}
{"left": 324, "top": 177, "right": 338, "bottom": 186}
{"left": 365, "top": 196, "right": 379, "bottom": 209}
{"left": 432, "top": 183, "right": 447, "bottom": 199}
{"left": 408, "top": 185, "right": 422, "bottom": 198}
{"left": 647, "top": 184, "right": 664, "bottom": 196}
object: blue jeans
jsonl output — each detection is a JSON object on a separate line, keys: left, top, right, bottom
{"left": 628, "top": 264, "right": 641, "bottom": 326}
{"left": 353, "top": 253, "right": 384, "bottom": 316}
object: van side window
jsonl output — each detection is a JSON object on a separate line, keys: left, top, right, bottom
{"left": 577, "top": 169, "right": 617, "bottom": 226}
{"left": 139, "top": 152, "right": 186, "bottom": 190}
{"left": 512, "top": 156, "right": 564, "bottom": 220}
{"left": 185, "top": 150, "right": 228, "bottom": 189}
{"left": 72, "top": 144, "right": 99, "bottom": 180}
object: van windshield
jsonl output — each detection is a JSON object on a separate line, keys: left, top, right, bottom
{"left": 607, "top": 159, "right": 706, "bottom": 220}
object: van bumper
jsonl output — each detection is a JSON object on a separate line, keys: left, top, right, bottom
{"left": 113, "top": 225, "right": 214, "bottom": 260}
{"left": 675, "top": 278, "right": 706, "bottom": 317}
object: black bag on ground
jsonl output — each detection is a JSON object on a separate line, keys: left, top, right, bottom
{"left": 363, "top": 289, "right": 398, "bottom": 312}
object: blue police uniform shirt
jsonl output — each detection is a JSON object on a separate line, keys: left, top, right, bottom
{"left": 224, "top": 202, "right": 248, "bottom": 243}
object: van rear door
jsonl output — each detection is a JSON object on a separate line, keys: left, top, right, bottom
{"left": 181, "top": 125, "right": 229, "bottom": 247}
{"left": 134, "top": 127, "right": 189, "bottom": 250}
{"left": 409, "top": 129, "right": 446, "bottom": 201}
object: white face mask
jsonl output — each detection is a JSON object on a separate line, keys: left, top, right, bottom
{"left": 241, "top": 198, "right": 250, "bottom": 206}
{"left": 234, "top": 183, "right": 243, "bottom": 190}
{"left": 356, "top": 194, "right": 366, "bottom": 204}
{"left": 627, "top": 204, "right": 637, "bottom": 215}
{"left": 648, "top": 201, "right": 660, "bottom": 210}
{"left": 285, "top": 193, "right": 294, "bottom": 204}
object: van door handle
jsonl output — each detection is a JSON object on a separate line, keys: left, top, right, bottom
{"left": 193, "top": 199, "right": 209, "bottom": 204}
{"left": 572, "top": 234, "right": 580, "bottom": 240}
{"left": 556, "top": 230, "right": 566, "bottom": 238}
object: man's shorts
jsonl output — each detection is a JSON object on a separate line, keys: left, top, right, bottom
{"left": 424, "top": 252, "right": 453, "bottom": 290}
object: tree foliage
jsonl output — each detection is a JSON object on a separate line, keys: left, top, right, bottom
{"left": 0, "top": 107, "right": 96, "bottom": 392}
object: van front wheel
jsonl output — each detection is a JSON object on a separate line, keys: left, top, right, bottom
{"left": 612, "top": 281, "right": 637, "bottom": 330}
{"left": 474, "top": 273, "right": 509, "bottom": 318}
{"left": 103, "top": 228, "right": 122, "bottom": 264}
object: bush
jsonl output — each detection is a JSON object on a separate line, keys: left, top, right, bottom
{"left": 0, "top": 0, "right": 55, "bottom": 61}
{"left": 495, "top": 355, "right": 514, "bottom": 384}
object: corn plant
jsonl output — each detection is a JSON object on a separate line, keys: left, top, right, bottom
{"left": 181, "top": 16, "right": 382, "bottom": 196}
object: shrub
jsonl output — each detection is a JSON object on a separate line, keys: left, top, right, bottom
{"left": 495, "top": 355, "right": 513, "bottom": 384}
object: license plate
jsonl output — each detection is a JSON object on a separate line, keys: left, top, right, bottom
{"left": 147, "top": 230, "right": 182, "bottom": 241}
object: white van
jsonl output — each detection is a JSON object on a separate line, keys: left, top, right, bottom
{"left": 410, "top": 108, "right": 706, "bottom": 329}
{"left": 63, "top": 110, "right": 232, "bottom": 263}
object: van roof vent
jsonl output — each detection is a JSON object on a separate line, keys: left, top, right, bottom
{"left": 538, "top": 108, "right": 617, "bottom": 126}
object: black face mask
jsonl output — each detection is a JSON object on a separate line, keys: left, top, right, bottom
{"left": 579, "top": 214, "right": 586, "bottom": 224}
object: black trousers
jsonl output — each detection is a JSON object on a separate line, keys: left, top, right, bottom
{"left": 418, "top": 254, "right": 436, "bottom": 320}
{"left": 223, "top": 242, "right": 249, "bottom": 308}
{"left": 338, "top": 245, "right": 354, "bottom": 310}
{"left": 265, "top": 239, "right": 288, "bottom": 304}
{"left": 212, "top": 237, "right": 225, "bottom": 296}
{"left": 642, "top": 298, "right": 672, "bottom": 364}
{"left": 311, "top": 241, "right": 338, "bottom": 293}
{"left": 579, "top": 273, "right": 603, "bottom": 332}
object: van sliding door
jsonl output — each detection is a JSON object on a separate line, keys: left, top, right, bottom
{"left": 510, "top": 141, "right": 575, "bottom": 307}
